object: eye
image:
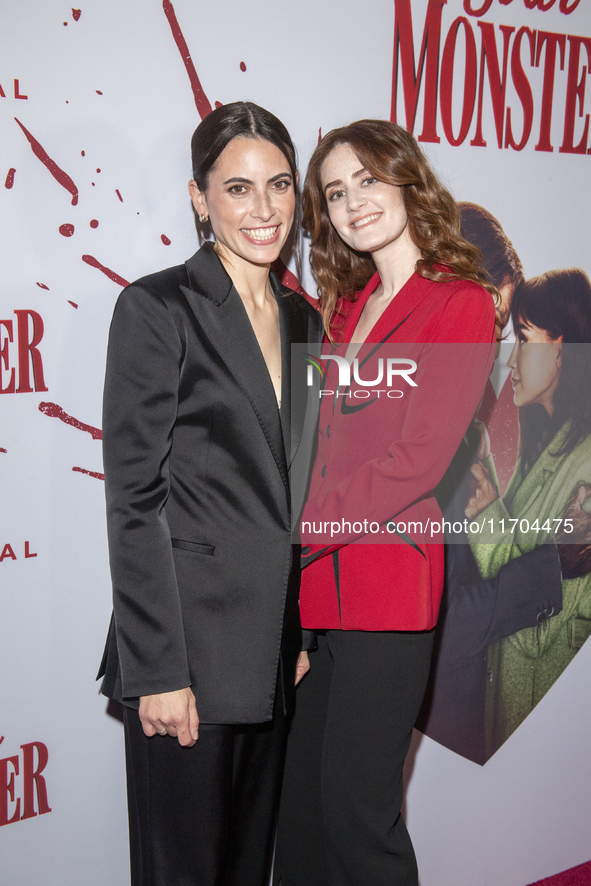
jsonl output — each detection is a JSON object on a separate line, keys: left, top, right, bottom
{"left": 272, "top": 179, "right": 292, "bottom": 192}
{"left": 228, "top": 184, "right": 247, "bottom": 195}
{"left": 362, "top": 176, "right": 378, "bottom": 186}
{"left": 328, "top": 189, "right": 345, "bottom": 202}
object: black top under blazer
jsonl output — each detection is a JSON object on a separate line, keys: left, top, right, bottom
{"left": 98, "top": 243, "right": 323, "bottom": 724}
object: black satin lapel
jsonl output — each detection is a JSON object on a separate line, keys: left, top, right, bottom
{"left": 275, "top": 281, "right": 308, "bottom": 468}
{"left": 180, "top": 250, "right": 288, "bottom": 492}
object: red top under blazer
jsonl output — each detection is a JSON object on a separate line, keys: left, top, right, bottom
{"left": 299, "top": 270, "right": 496, "bottom": 632}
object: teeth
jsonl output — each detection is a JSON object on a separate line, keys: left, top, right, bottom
{"left": 242, "top": 226, "right": 278, "bottom": 241}
{"left": 352, "top": 213, "right": 381, "bottom": 228}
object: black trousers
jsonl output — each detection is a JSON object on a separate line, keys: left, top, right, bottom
{"left": 274, "top": 629, "right": 435, "bottom": 886}
{"left": 123, "top": 699, "right": 288, "bottom": 886}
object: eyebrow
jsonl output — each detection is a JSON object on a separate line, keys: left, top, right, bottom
{"left": 222, "top": 172, "right": 292, "bottom": 185}
{"left": 323, "top": 167, "right": 368, "bottom": 194}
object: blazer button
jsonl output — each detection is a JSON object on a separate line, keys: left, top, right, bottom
{"left": 302, "top": 546, "right": 311, "bottom": 555}
{"left": 327, "top": 424, "right": 331, "bottom": 438}
{"left": 322, "top": 465, "right": 327, "bottom": 478}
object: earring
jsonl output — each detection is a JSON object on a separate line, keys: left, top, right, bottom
{"left": 198, "top": 214, "right": 208, "bottom": 224}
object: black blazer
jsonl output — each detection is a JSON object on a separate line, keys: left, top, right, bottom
{"left": 98, "top": 244, "right": 323, "bottom": 723}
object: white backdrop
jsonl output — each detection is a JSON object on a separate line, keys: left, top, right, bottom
{"left": 1, "top": 1, "right": 590, "bottom": 884}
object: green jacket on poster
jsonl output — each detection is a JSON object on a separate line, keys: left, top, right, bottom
{"left": 468, "top": 421, "right": 591, "bottom": 757}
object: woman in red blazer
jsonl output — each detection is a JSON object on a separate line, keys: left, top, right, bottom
{"left": 274, "top": 121, "right": 496, "bottom": 886}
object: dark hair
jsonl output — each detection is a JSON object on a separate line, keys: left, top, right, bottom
{"left": 190, "top": 101, "right": 301, "bottom": 278}
{"left": 459, "top": 202, "right": 523, "bottom": 290}
{"left": 511, "top": 268, "right": 591, "bottom": 474}
{"left": 302, "top": 119, "right": 498, "bottom": 338}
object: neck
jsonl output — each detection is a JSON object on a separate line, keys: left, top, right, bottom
{"left": 214, "top": 242, "right": 273, "bottom": 307}
{"left": 371, "top": 231, "right": 421, "bottom": 301}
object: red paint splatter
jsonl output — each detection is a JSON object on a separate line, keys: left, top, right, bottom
{"left": 90, "top": 219, "right": 99, "bottom": 228}
{"left": 215, "top": 101, "right": 223, "bottom": 109}
{"left": 240, "top": 61, "right": 246, "bottom": 72}
{"left": 82, "top": 254, "right": 129, "bottom": 288}
{"left": 36, "top": 282, "right": 50, "bottom": 290}
{"left": 68, "top": 301, "right": 78, "bottom": 308}
{"left": 81, "top": 150, "right": 85, "bottom": 156}
{"left": 0, "top": 736, "right": 4, "bottom": 743}
{"left": 91, "top": 182, "right": 95, "bottom": 186}
{"left": 162, "top": 0, "right": 212, "bottom": 119}
{"left": 59, "top": 223, "right": 75, "bottom": 237}
{"left": 72, "top": 8, "right": 81, "bottom": 21}
{"left": 5, "top": 168, "right": 16, "bottom": 189}
{"left": 39, "top": 402, "right": 102, "bottom": 440}
{"left": 96, "top": 90, "right": 103, "bottom": 95}
{"left": 15, "top": 118, "right": 79, "bottom": 205}
{"left": 161, "top": 234, "right": 171, "bottom": 245}
{"left": 318, "top": 128, "right": 322, "bottom": 144}
{"left": 73, "top": 466, "right": 105, "bottom": 481}
{"left": 0, "top": 448, "right": 7, "bottom": 454}
{"left": 115, "top": 189, "right": 123, "bottom": 202}
{"left": 96, "top": 167, "right": 101, "bottom": 173}
{"left": 63, "top": 21, "right": 68, "bottom": 26}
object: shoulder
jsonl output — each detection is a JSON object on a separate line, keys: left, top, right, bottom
{"left": 422, "top": 276, "right": 496, "bottom": 343}
{"left": 116, "top": 263, "right": 189, "bottom": 309}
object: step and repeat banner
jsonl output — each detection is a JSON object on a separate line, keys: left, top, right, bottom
{"left": 1, "top": 1, "right": 590, "bottom": 883}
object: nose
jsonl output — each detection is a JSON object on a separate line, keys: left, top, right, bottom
{"left": 507, "top": 341, "right": 518, "bottom": 369}
{"left": 346, "top": 188, "right": 366, "bottom": 213}
{"left": 252, "top": 189, "right": 275, "bottom": 222}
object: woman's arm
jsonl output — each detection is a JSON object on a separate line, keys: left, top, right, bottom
{"left": 103, "top": 284, "right": 192, "bottom": 701}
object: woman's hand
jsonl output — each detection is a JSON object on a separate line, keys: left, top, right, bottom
{"left": 295, "top": 651, "right": 310, "bottom": 685}
{"left": 139, "top": 687, "right": 199, "bottom": 747}
{"left": 465, "top": 461, "right": 498, "bottom": 519}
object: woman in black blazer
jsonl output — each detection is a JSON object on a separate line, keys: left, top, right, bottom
{"left": 98, "top": 102, "right": 322, "bottom": 886}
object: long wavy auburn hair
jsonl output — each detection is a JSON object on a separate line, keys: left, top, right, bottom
{"left": 303, "top": 120, "right": 498, "bottom": 339}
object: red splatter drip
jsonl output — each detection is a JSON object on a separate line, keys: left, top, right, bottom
{"left": 73, "top": 466, "right": 105, "bottom": 481}
{"left": 68, "top": 301, "right": 78, "bottom": 308}
{"left": 5, "top": 168, "right": 16, "bottom": 189}
{"left": 272, "top": 258, "right": 310, "bottom": 299}
{"left": 115, "top": 188, "right": 123, "bottom": 202}
{"left": 72, "top": 8, "right": 81, "bottom": 21}
{"left": 96, "top": 167, "right": 101, "bottom": 173}
{"left": 96, "top": 90, "right": 103, "bottom": 95}
{"left": 82, "top": 254, "right": 130, "bottom": 288}
{"left": 36, "top": 282, "right": 50, "bottom": 290}
{"left": 240, "top": 61, "right": 246, "bottom": 72}
{"left": 162, "top": 0, "right": 212, "bottom": 119}
{"left": 0, "top": 448, "right": 7, "bottom": 454}
{"left": 477, "top": 376, "right": 519, "bottom": 497}
{"left": 81, "top": 150, "right": 85, "bottom": 156}
{"left": 15, "top": 118, "right": 79, "bottom": 205}
{"left": 39, "top": 402, "right": 102, "bottom": 440}
{"left": 63, "top": 21, "right": 68, "bottom": 26}
{"left": 161, "top": 234, "right": 171, "bottom": 245}
{"left": 90, "top": 219, "right": 99, "bottom": 228}
{"left": 318, "top": 128, "right": 322, "bottom": 144}
{"left": 91, "top": 182, "right": 95, "bottom": 186}
{"left": 215, "top": 101, "right": 223, "bottom": 109}
{"left": 0, "top": 736, "right": 4, "bottom": 743}
{"left": 59, "top": 223, "right": 75, "bottom": 237}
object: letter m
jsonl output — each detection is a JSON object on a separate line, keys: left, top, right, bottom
{"left": 391, "top": 0, "right": 446, "bottom": 143}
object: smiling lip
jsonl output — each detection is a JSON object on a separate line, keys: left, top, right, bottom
{"left": 350, "top": 213, "right": 382, "bottom": 229}
{"left": 241, "top": 224, "right": 280, "bottom": 244}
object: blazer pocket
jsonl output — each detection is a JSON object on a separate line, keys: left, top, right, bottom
{"left": 171, "top": 538, "right": 215, "bottom": 555}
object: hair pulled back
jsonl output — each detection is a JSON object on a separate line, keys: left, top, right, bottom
{"left": 190, "top": 101, "right": 301, "bottom": 263}
{"left": 303, "top": 119, "right": 498, "bottom": 338}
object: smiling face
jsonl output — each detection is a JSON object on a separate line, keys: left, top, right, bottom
{"left": 319, "top": 142, "right": 417, "bottom": 263}
{"left": 507, "top": 321, "right": 563, "bottom": 415}
{"left": 189, "top": 136, "right": 296, "bottom": 271}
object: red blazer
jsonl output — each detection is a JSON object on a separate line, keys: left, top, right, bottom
{"left": 299, "top": 271, "right": 496, "bottom": 631}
